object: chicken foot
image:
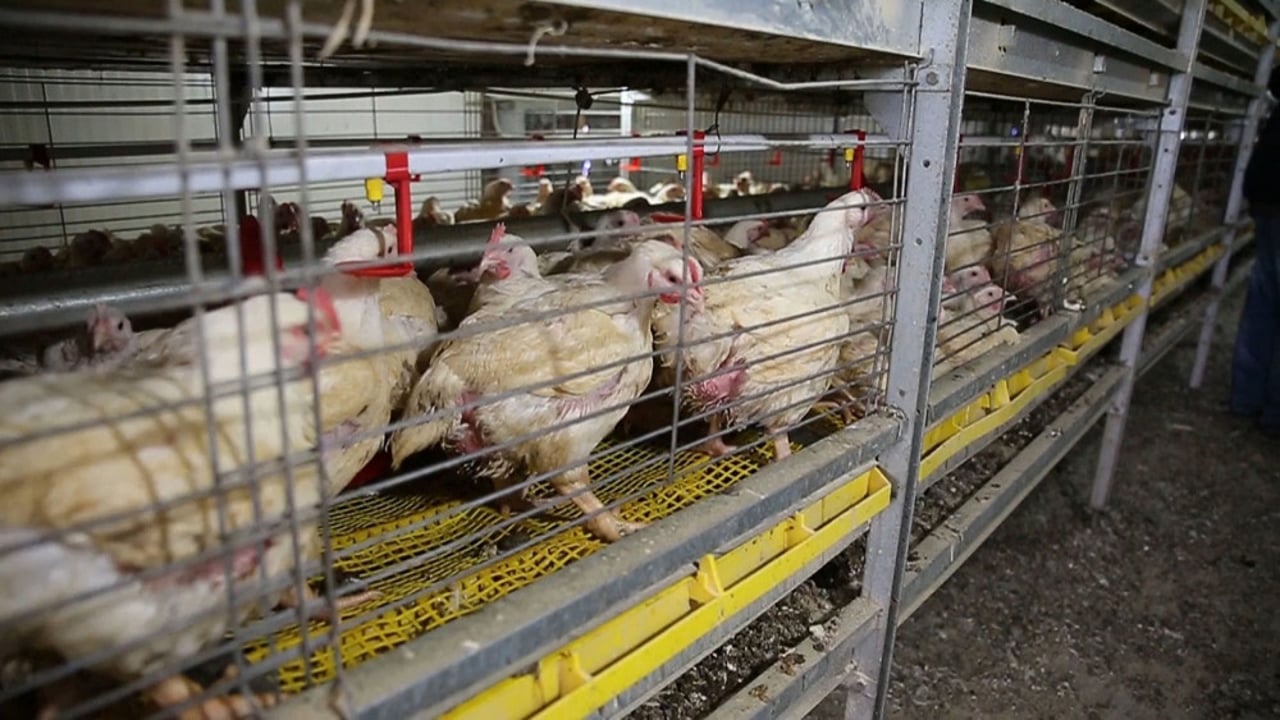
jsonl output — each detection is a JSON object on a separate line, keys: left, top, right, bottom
{"left": 554, "top": 466, "right": 645, "bottom": 542}
{"left": 278, "top": 581, "right": 382, "bottom": 623}
{"left": 698, "top": 413, "right": 737, "bottom": 457}
{"left": 810, "top": 387, "right": 865, "bottom": 425}
{"left": 148, "top": 672, "right": 276, "bottom": 720}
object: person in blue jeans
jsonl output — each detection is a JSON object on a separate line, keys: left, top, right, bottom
{"left": 1233, "top": 67, "right": 1280, "bottom": 437}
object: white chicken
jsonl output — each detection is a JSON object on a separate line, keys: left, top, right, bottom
{"left": 945, "top": 199, "right": 995, "bottom": 273}
{"left": 989, "top": 194, "right": 1062, "bottom": 316}
{"left": 722, "top": 219, "right": 773, "bottom": 255}
{"left": 651, "top": 189, "right": 883, "bottom": 461}
{"left": 934, "top": 280, "right": 1020, "bottom": 377}
{"left": 390, "top": 240, "right": 704, "bottom": 542}
{"left": 337, "top": 201, "right": 442, "bottom": 409}
{"left": 0, "top": 304, "right": 136, "bottom": 376}
{"left": 0, "top": 290, "right": 380, "bottom": 719}
{"left": 1066, "top": 236, "right": 1128, "bottom": 299}
{"left": 721, "top": 217, "right": 798, "bottom": 256}
{"left": 817, "top": 259, "right": 896, "bottom": 422}
{"left": 468, "top": 223, "right": 553, "bottom": 315}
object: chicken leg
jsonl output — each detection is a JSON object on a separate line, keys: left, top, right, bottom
{"left": 771, "top": 432, "right": 793, "bottom": 462}
{"left": 554, "top": 465, "right": 645, "bottom": 542}
{"left": 698, "top": 413, "right": 737, "bottom": 457}
{"left": 278, "top": 581, "right": 382, "bottom": 623}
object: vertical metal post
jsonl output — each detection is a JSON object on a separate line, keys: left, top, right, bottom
{"left": 1189, "top": 22, "right": 1279, "bottom": 389}
{"left": 845, "top": 1, "right": 971, "bottom": 718}
{"left": 1056, "top": 94, "right": 1097, "bottom": 309}
{"left": 1090, "top": 0, "right": 1208, "bottom": 510}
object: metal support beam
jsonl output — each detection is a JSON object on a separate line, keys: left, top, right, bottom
{"left": 1056, "top": 94, "right": 1097, "bottom": 312}
{"left": 845, "top": 1, "right": 972, "bottom": 718}
{"left": 1189, "top": 21, "right": 1279, "bottom": 389}
{"left": 1090, "top": 0, "right": 1208, "bottom": 510}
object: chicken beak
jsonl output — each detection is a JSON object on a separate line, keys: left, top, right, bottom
{"left": 90, "top": 321, "right": 110, "bottom": 353}
{"left": 660, "top": 286, "right": 702, "bottom": 306}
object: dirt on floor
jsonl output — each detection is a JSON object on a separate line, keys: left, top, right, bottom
{"left": 806, "top": 292, "right": 1280, "bottom": 720}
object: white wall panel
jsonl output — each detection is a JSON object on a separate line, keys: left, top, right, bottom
{"left": 0, "top": 69, "right": 481, "bottom": 260}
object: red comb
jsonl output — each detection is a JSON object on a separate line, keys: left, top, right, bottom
{"left": 489, "top": 222, "right": 506, "bottom": 245}
{"left": 295, "top": 286, "right": 341, "bottom": 336}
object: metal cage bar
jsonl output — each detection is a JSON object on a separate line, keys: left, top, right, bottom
{"left": 0, "top": 2, "right": 1267, "bottom": 720}
{"left": 846, "top": 2, "right": 973, "bottom": 719}
{"left": 1090, "top": 0, "right": 1210, "bottom": 509}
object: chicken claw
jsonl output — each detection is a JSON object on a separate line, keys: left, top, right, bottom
{"left": 555, "top": 466, "right": 644, "bottom": 542}
{"left": 698, "top": 414, "right": 737, "bottom": 457}
{"left": 148, "top": 674, "right": 276, "bottom": 720}
{"left": 812, "top": 387, "right": 864, "bottom": 425}
{"left": 586, "top": 514, "right": 647, "bottom": 542}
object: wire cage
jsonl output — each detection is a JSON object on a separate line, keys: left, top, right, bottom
{"left": 0, "top": 68, "right": 484, "bottom": 274}
{"left": 0, "top": 3, "right": 918, "bottom": 719}
{"left": 932, "top": 91, "right": 1164, "bottom": 381}
{"left": 1168, "top": 109, "right": 1238, "bottom": 249}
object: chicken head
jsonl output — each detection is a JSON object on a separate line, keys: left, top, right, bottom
{"left": 835, "top": 187, "right": 885, "bottom": 229}
{"left": 1018, "top": 195, "right": 1058, "bottom": 225}
{"left": 722, "top": 219, "right": 771, "bottom": 251}
{"left": 477, "top": 222, "right": 539, "bottom": 281}
{"left": 968, "top": 283, "right": 1017, "bottom": 315}
{"left": 952, "top": 192, "right": 988, "bottom": 219}
{"left": 949, "top": 264, "right": 993, "bottom": 292}
{"left": 88, "top": 303, "right": 133, "bottom": 355}
{"left": 647, "top": 253, "right": 705, "bottom": 306}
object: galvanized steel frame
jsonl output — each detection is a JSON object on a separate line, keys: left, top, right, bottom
{"left": 846, "top": 2, "right": 973, "bottom": 719}
{"left": 1091, "top": 0, "right": 1210, "bottom": 510}
{"left": 0, "top": 1, "right": 1272, "bottom": 719}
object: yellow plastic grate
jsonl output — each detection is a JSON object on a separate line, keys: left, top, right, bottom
{"left": 244, "top": 415, "right": 849, "bottom": 692}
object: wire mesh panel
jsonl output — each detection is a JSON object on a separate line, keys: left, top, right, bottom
{"left": 0, "top": 68, "right": 483, "bottom": 275}
{"left": 934, "top": 92, "right": 1159, "bottom": 378}
{"left": 1168, "top": 110, "right": 1237, "bottom": 249}
{"left": 0, "top": 68, "right": 222, "bottom": 269}
{"left": 0, "top": 3, "right": 914, "bottom": 719}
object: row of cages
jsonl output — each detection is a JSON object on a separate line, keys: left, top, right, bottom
{"left": 0, "top": 6, "right": 1264, "bottom": 720}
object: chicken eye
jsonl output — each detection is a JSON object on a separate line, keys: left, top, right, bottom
{"left": 116, "top": 321, "right": 125, "bottom": 331}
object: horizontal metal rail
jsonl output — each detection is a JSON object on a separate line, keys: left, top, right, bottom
{"left": 0, "top": 133, "right": 895, "bottom": 208}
